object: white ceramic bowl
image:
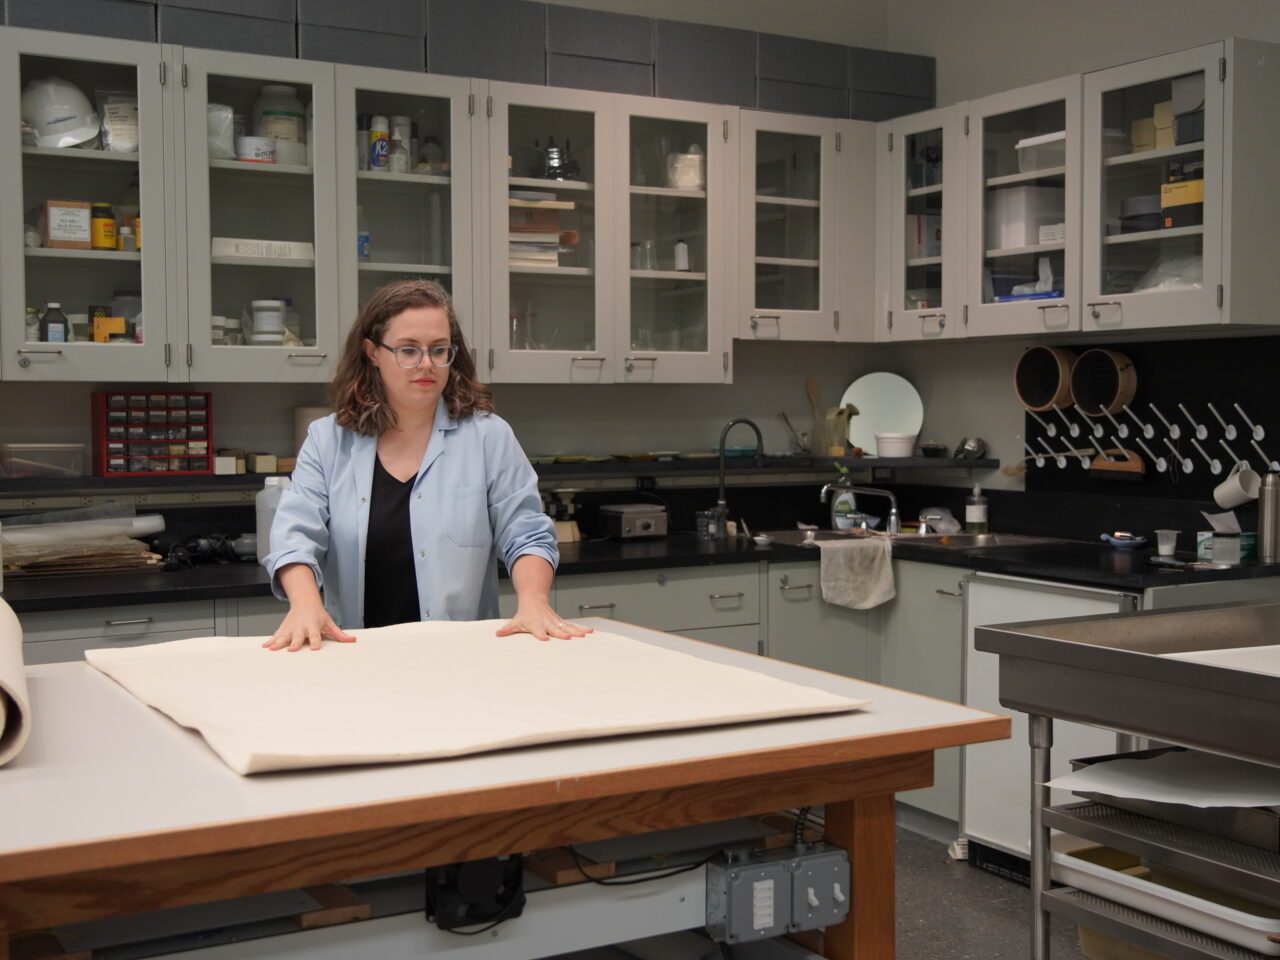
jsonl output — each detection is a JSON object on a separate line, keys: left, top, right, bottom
{"left": 875, "top": 432, "right": 918, "bottom": 458}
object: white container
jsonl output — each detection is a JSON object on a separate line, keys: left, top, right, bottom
{"left": 368, "top": 114, "right": 389, "bottom": 170}
{"left": 207, "top": 103, "right": 235, "bottom": 159}
{"left": 274, "top": 139, "right": 306, "bottom": 166}
{"left": 875, "top": 432, "right": 917, "bottom": 457}
{"left": 985, "top": 185, "right": 1065, "bottom": 251}
{"left": 251, "top": 299, "right": 286, "bottom": 333}
{"left": 1015, "top": 130, "right": 1066, "bottom": 172}
{"left": 253, "top": 84, "right": 305, "bottom": 143}
{"left": 255, "top": 476, "right": 290, "bottom": 561}
{"left": 235, "top": 135, "right": 276, "bottom": 163}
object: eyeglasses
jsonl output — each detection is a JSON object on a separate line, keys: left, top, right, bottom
{"left": 379, "top": 342, "right": 458, "bottom": 369}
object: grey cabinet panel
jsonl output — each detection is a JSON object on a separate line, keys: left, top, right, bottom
{"left": 756, "top": 33, "right": 847, "bottom": 90}
{"left": 849, "top": 90, "right": 933, "bottom": 122}
{"left": 848, "top": 46, "right": 935, "bottom": 100}
{"left": 234, "top": 596, "right": 288, "bottom": 639}
{"left": 157, "top": 0, "right": 294, "bottom": 21}
{"left": 654, "top": 19, "right": 755, "bottom": 108}
{"left": 546, "top": 5, "right": 652, "bottom": 64}
{"left": 298, "top": 0, "right": 427, "bottom": 36}
{"left": 157, "top": 5, "right": 296, "bottom": 56}
{"left": 757, "top": 78, "right": 846, "bottom": 119}
{"left": 557, "top": 566, "right": 760, "bottom": 633}
{"left": 678, "top": 624, "right": 761, "bottom": 655}
{"left": 6, "top": 0, "right": 156, "bottom": 41}
{"left": 300, "top": 24, "right": 425, "bottom": 72}
{"left": 547, "top": 52, "right": 652, "bottom": 96}
{"left": 767, "top": 562, "right": 872, "bottom": 681}
{"left": 23, "top": 628, "right": 217, "bottom": 665}
{"left": 21, "top": 601, "right": 217, "bottom": 644}
{"left": 427, "top": 0, "right": 545, "bottom": 84}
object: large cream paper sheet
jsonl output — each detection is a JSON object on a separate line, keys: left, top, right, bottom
{"left": 87, "top": 621, "right": 869, "bottom": 775}
{"left": 0, "top": 598, "right": 32, "bottom": 767}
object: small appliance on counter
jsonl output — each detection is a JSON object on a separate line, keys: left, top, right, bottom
{"left": 599, "top": 504, "right": 668, "bottom": 539}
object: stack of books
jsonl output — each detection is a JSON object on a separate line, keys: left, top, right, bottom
{"left": 509, "top": 190, "right": 575, "bottom": 269}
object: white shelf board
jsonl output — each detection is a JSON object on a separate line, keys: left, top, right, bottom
{"left": 209, "top": 159, "right": 313, "bottom": 176}
{"left": 508, "top": 176, "right": 593, "bottom": 192}
{"left": 629, "top": 185, "right": 707, "bottom": 200}
{"left": 509, "top": 264, "right": 593, "bottom": 276}
{"left": 23, "top": 146, "right": 137, "bottom": 164}
{"left": 985, "top": 166, "right": 1067, "bottom": 187}
{"left": 1104, "top": 142, "right": 1205, "bottom": 167}
{"left": 356, "top": 171, "right": 451, "bottom": 187}
{"left": 25, "top": 247, "right": 140, "bottom": 263}
{"left": 906, "top": 184, "right": 944, "bottom": 197}
{"left": 211, "top": 255, "right": 315, "bottom": 268}
{"left": 1103, "top": 225, "right": 1203, "bottom": 246}
{"left": 754, "top": 195, "right": 820, "bottom": 208}
{"left": 754, "top": 257, "right": 820, "bottom": 268}
{"left": 358, "top": 262, "right": 452, "bottom": 274}
{"left": 630, "top": 270, "right": 707, "bottom": 281}
{"left": 984, "top": 241, "right": 1066, "bottom": 258}
{"left": 906, "top": 256, "right": 943, "bottom": 267}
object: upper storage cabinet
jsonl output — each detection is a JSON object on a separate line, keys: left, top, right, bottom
{"left": 738, "top": 111, "right": 840, "bottom": 342}
{"left": 965, "top": 76, "right": 1081, "bottom": 337}
{"left": 180, "top": 49, "right": 338, "bottom": 382}
{"left": 0, "top": 29, "right": 169, "bottom": 381}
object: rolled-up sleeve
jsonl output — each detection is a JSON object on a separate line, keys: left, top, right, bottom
{"left": 484, "top": 417, "right": 558, "bottom": 573}
{"left": 262, "top": 422, "right": 331, "bottom": 600}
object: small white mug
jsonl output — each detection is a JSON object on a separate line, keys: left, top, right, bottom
{"left": 1214, "top": 461, "right": 1261, "bottom": 509}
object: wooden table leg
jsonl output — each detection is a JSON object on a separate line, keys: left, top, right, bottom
{"left": 824, "top": 793, "right": 896, "bottom": 960}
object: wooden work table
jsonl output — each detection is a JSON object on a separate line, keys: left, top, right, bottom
{"left": 0, "top": 618, "right": 1008, "bottom": 960}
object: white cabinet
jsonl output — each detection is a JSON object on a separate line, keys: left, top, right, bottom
{"left": 20, "top": 600, "right": 218, "bottom": 664}
{"left": 876, "top": 105, "right": 966, "bottom": 342}
{"left": 179, "top": 48, "right": 339, "bottom": 382}
{"left": 332, "top": 67, "right": 478, "bottom": 363}
{"left": 0, "top": 28, "right": 172, "bottom": 381}
{"left": 964, "top": 76, "right": 1082, "bottom": 337}
{"left": 766, "top": 561, "right": 873, "bottom": 680}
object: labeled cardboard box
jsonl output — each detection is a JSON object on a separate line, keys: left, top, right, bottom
{"left": 1153, "top": 100, "right": 1174, "bottom": 149}
{"left": 42, "top": 199, "right": 92, "bottom": 249}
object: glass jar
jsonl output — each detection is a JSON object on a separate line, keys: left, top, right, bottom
{"left": 253, "top": 84, "right": 305, "bottom": 143}
{"left": 90, "top": 202, "right": 116, "bottom": 250}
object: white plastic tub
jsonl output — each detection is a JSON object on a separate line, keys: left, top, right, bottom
{"left": 1016, "top": 130, "right": 1067, "bottom": 172}
{"left": 874, "top": 433, "right": 917, "bottom": 458}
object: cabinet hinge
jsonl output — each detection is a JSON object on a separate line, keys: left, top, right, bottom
{"left": 181, "top": 63, "right": 188, "bottom": 88}
{"left": 723, "top": 351, "right": 729, "bottom": 373}
{"left": 1217, "top": 284, "right": 1224, "bottom": 308}
{"left": 887, "top": 310, "right": 894, "bottom": 331}
{"left": 1219, "top": 57, "right": 1227, "bottom": 82}
{"left": 486, "top": 95, "right": 493, "bottom": 118}
{"left": 723, "top": 119, "right": 729, "bottom": 141}
{"left": 833, "top": 309, "right": 840, "bottom": 331}
{"left": 963, "top": 114, "right": 970, "bottom": 135}
{"left": 488, "top": 347, "right": 495, "bottom": 370}
{"left": 186, "top": 343, "right": 193, "bottom": 367}
{"left": 963, "top": 304, "right": 969, "bottom": 326}
{"left": 835, "top": 131, "right": 842, "bottom": 152}
{"left": 164, "top": 343, "right": 171, "bottom": 367}
{"left": 468, "top": 93, "right": 475, "bottom": 116}
{"left": 159, "top": 61, "right": 166, "bottom": 86}
{"left": 888, "top": 131, "right": 894, "bottom": 152}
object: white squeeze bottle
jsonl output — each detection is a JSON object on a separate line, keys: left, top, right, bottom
{"left": 965, "top": 483, "right": 989, "bottom": 534}
{"left": 255, "top": 476, "right": 290, "bottom": 560}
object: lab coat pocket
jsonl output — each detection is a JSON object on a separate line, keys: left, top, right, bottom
{"left": 446, "top": 484, "right": 492, "bottom": 548}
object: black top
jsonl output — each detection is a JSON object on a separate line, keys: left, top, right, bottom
{"left": 363, "top": 455, "right": 421, "bottom": 628}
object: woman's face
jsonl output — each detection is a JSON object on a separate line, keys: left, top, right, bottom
{"left": 364, "top": 305, "right": 453, "bottom": 418}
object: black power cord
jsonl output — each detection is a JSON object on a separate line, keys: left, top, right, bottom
{"left": 565, "top": 845, "right": 718, "bottom": 887}
{"left": 439, "top": 891, "right": 524, "bottom": 937}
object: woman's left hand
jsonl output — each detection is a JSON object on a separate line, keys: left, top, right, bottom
{"left": 496, "top": 600, "right": 593, "bottom": 642}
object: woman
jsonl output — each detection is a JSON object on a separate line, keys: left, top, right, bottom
{"left": 262, "top": 278, "right": 589, "bottom": 651}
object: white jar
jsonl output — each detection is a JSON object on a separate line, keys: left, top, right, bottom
{"left": 255, "top": 476, "right": 291, "bottom": 560}
{"left": 253, "top": 84, "right": 305, "bottom": 143}
{"left": 251, "top": 299, "right": 286, "bottom": 333}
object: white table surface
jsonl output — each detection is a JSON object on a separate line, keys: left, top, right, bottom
{"left": 0, "top": 619, "right": 1002, "bottom": 863}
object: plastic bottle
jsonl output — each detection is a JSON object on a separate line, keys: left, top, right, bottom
{"left": 357, "top": 205, "right": 371, "bottom": 261}
{"left": 356, "top": 114, "right": 370, "bottom": 171}
{"left": 388, "top": 131, "right": 410, "bottom": 173}
{"left": 368, "top": 114, "right": 389, "bottom": 171}
{"left": 965, "top": 483, "right": 989, "bottom": 533}
{"left": 255, "top": 476, "right": 290, "bottom": 560}
{"left": 24, "top": 307, "right": 39, "bottom": 342}
{"left": 40, "top": 302, "right": 68, "bottom": 343}
{"left": 421, "top": 135, "right": 445, "bottom": 173}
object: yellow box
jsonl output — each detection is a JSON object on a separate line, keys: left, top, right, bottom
{"left": 1153, "top": 100, "right": 1174, "bottom": 129}
{"left": 1161, "top": 179, "right": 1205, "bottom": 209}
{"left": 92, "top": 316, "right": 127, "bottom": 342}
{"left": 1130, "top": 118, "right": 1155, "bottom": 150}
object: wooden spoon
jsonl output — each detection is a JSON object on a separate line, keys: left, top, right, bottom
{"left": 805, "top": 377, "right": 824, "bottom": 454}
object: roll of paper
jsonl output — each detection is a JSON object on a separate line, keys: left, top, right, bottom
{"left": 0, "top": 514, "right": 163, "bottom": 547}
{"left": 293, "top": 406, "right": 331, "bottom": 456}
{"left": 0, "top": 598, "right": 31, "bottom": 767}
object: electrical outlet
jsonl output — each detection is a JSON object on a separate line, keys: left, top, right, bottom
{"left": 790, "top": 844, "right": 850, "bottom": 932}
{"left": 21, "top": 498, "right": 36, "bottom": 509}
{"left": 136, "top": 495, "right": 149, "bottom": 505}
{"left": 707, "top": 844, "right": 850, "bottom": 943}
{"left": 636, "top": 476, "right": 657, "bottom": 491}
{"left": 80, "top": 497, "right": 94, "bottom": 508}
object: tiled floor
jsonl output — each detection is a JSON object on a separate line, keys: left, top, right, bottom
{"left": 897, "top": 828, "right": 1085, "bottom": 960}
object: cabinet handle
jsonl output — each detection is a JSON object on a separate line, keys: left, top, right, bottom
{"left": 935, "top": 588, "right": 963, "bottom": 598}
{"left": 577, "top": 602, "right": 616, "bottom": 613}
{"left": 1037, "top": 303, "right": 1071, "bottom": 327}
{"left": 1086, "top": 300, "right": 1122, "bottom": 320}
{"left": 749, "top": 314, "right": 781, "bottom": 334}
{"left": 16, "top": 348, "right": 64, "bottom": 355}
{"left": 624, "top": 355, "right": 657, "bottom": 372}
{"left": 570, "top": 356, "right": 606, "bottom": 364}
{"left": 779, "top": 583, "right": 814, "bottom": 593}
{"left": 287, "top": 353, "right": 328, "bottom": 361}
{"left": 104, "top": 617, "right": 154, "bottom": 626}
{"left": 709, "top": 592, "right": 745, "bottom": 600}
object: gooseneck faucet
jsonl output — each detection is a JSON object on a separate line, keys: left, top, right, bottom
{"left": 819, "top": 480, "right": 901, "bottom": 534}
{"left": 716, "top": 418, "right": 765, "bottom": 512}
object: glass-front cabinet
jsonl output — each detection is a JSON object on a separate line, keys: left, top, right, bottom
{"left": 486, "top": 83, "right": 615, "bottom": 383}
{"left": 617, "top": 96, "right": 729, "bottom": 382}
{"left": 965, "top": 76, "right": 1081, "bottom": 337}
{"left": 180, "top": 49, "right": 338, "bottom": 382}
{"left": 738, "top": 111, "right": 839, "bottom": 342}
{"left": 0, "top": 29, "right": 169, "bottom": 380}
{"left": 333, "top": 66, "right": 475, "bottom": 363}
{"left": 879, "top": 105, "right": 964, "bottom": 341}
{"left": 1083, "top": 44, "right": 1221, "bottom": 332}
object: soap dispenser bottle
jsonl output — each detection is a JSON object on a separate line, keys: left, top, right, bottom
{"left": 966, "top": 483, "right": 989, "bottom": 533}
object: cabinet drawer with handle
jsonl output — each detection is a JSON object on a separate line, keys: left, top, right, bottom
{"left": 19, "top": 601, "right": 217, "bottom": 645}
{"left": 557, "top": 566, "right": 761, "bottom": 633}
{"left": 23, "top": 628, "right": 218, "bottom": 665}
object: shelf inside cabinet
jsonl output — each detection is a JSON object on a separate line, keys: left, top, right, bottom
{"left": 211, "top": 255, "right": 316, "bottom": 268}
{"left": 22, "top": 146, "right": 137, "bottom": 167}
{"left": 356, "top": 171, "right": 452, "bottom": 187}
{"left": 509, "top": 264, "right": 593, "bottom": 277}
{"left": 985, "top": 241, "right": 1066, "bottom": 258}
{"left": 1104, "top": 141, "right": 1205, "bottom": 168}
{"left": 985, "top": 166, "right": 1066, "bottom": 187}
{"left": 508, "top": 176, "right": 593, "bottom": 192}
{"left": 906, "top": 184, "right": 944, "bottom": 197}
{"left": 630, "top": 270, "right": 707, "bottom": 281}
{"left": 25, "top": 248, "right": 141, "bottom": 263}
{"left": 630, "top": 185, "right": 707, "bottom": 200}
{"left": 906, "top": 256, "right": 943, "bottom": 267}
{"left": 754, "top": 195, "right": 820, "bottom": 208}
{"left": 1104, "top": 225, "right": 1203, "bottom": 246}
{"left": 358, "top": 261, "right": 451, "bottom": 274}
{"left": 209, "top": 159, "right": 313, "bottom": 176}
{"left": 755, "top": 256, "right": 820, "bottom": 268}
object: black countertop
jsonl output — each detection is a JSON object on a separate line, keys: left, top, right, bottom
{"left": 4, "top": 534, "right": 1279, "bottom": 614}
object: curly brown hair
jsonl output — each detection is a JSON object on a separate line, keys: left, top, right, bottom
{"left": 329, "top": 279, "right": 493, "bottom": 436}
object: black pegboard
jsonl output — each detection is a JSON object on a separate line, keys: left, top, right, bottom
{"left": 1024, "top": 336, "right": 1280, "bottom": 501}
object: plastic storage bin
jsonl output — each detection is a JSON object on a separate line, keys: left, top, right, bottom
{"left": 1015, "top": 130, "right": 1067, "bottom": 172}
{"left": 91, "top": 391, "right": 213, "bottom": 476}
{"left": 985, "top": 185, "right": 1065, "bottom": 250}
{"left": 0, "top": 443, "right": 85, "bottom": 478}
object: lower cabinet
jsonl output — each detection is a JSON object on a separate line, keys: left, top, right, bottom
{"left": 766, "top": 561, "right": 873, "bottom": 681}
{"left": 19, "top": 600, "right": 219, "bottom": 666}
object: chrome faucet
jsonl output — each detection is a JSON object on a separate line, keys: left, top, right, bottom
{"left": 917, "top": 512, "right": 944, "bottom": 535}
{"left": 715, "top": 417, "right": 765, "bottom": 515}
{"left": 819, "top": 480, "right": 900, "bottom": 534}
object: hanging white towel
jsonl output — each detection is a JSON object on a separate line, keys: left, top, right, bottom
{"left": 818, "top": 537, "right": 895, "bottom": 610}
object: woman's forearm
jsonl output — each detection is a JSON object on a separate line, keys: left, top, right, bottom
{"left": 510, "top": 554, "right": 554, "bottom": 603}
{"left": 279, "top": 562, "right": 323, "bottom": 607}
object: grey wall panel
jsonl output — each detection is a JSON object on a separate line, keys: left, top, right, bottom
{"left": 848, "top": 90, "right": 934, "bottom": 122}
{"left": 7, "top": 0, "right": 156, "bottom": 41}
{"left": 156, "top": 0, "right": 293, "bottom": 21}
{"left": 157, "top": 5, "right": 295, "bottom": 56}
{"left": 547, "top": 52, "right": 652, "bottom": 96}
{"left": 757, "top": 78, "right": 846, "bottom": 119}
{"left": 848, "top": 46, "right": 935, "bottom": 100}
{"left": 299, "top": 24, "right": 425, "bottom": 72}
{"left": 653, "top": 19, "right": 755, "bottom": 108}
{"left": 756, "top": 33, "right": 847, "bottom": 89}
{"left": 546, "top": 4, "right": 652, "bottom": 64}
{"left": 428, "top": 0, "right": 545, "bottom": 84}
{"left": 298, "top": 0, "right": 426, "bottom": 37}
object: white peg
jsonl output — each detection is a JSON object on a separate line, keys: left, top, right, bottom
{"left": 1038, "top": 437, "right": 1066, "bottom": 469}
{"left": 1024, "top": 441, "right": 1045, "bottom": 468}
{"left": 1026, "top": 408, "right": 1057, "bottom": 438}
{"left": 1190, "top": 437, "right": 1221, "bottom": 475}
{"left": 1178, "top": 403, "right": 1208, "bottom": 441}
{"left": 1235, "top": 403, "right": 1265, "bottom": 441}
{"left": 1136, "top": 436, "right": 1167, "bottom": 473}
{"left": 1053, "top": 405, "right": 1080, "bottom": 438}
{"left": 1086, "top": 433, "right": 1114, "bottom": 461}
{"left": 1207, "top": 403, "right": 1236, "bottom": 441}
{"left": 1250, "top": 438, "right": 1280, "bottom": 471}
{"left": 1102, "top": 407, "right": 1129, "bottom": 440}
{"left": 1219, "top": 439, "right": 1246, "bottom": 469}
{"left": 1149, "top": 403, "right": 1180, "bottom": 440}
{"left": 1123, "top": 405, "right": 1154, "bottom": 440}
{"left": 1075, "top": 404, "right": 1105, "bottom": 438}
{"left": 1058, "top": 436, "right": 1089, "bottom": 469}
{"left": 1164, "top": 437, "right": 1193, "bottom": 473}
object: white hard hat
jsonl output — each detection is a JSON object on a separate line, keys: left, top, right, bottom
{"left": 21, "top": 76, "right": 100, "bottom": 149}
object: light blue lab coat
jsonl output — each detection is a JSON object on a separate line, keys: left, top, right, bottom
{"left": 263, "top": 406, "right": 557, "bottom": 628}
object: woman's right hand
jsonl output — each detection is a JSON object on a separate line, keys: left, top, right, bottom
{"left": 262, "top": 598, "right": 357, "bottom": 652}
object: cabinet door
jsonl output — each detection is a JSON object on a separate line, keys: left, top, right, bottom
{"left": 836, "top": 120, "right": 877, "bottom": 342}
{"left": 873, "top": 561, "right": 969, "bottom": 821}
{"left": 333, "top": 66, "right": 477, "bottom": 363}
{"left": 881, "top": 106, "right": 964, "bottom": 342}
{"left": 767, "top": 562, "right": 872, "bottom": 681}
{"left": 615, "top": 96, "right": 731, "bottom": 383}
{"left": 738, "top": 111, "right": 839, "bottom": 342}
{"left": 0, "top": 29, "right": 170, "bottom": 381}
{"left": 965, "top": 76, "right": 1082, "bottom": 337}
{"left": 486, "top": 82, "right": 616, "bottom": 383}
{"left": 179, "top": 49, "right": 339, "bottom": 382}
{"left": 1083, "top": 43, "right": 1223, "bottom": 332}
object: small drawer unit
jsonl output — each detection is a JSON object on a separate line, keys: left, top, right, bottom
{"left": 92, "top": 391, "right": 213, "bottom": 476}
